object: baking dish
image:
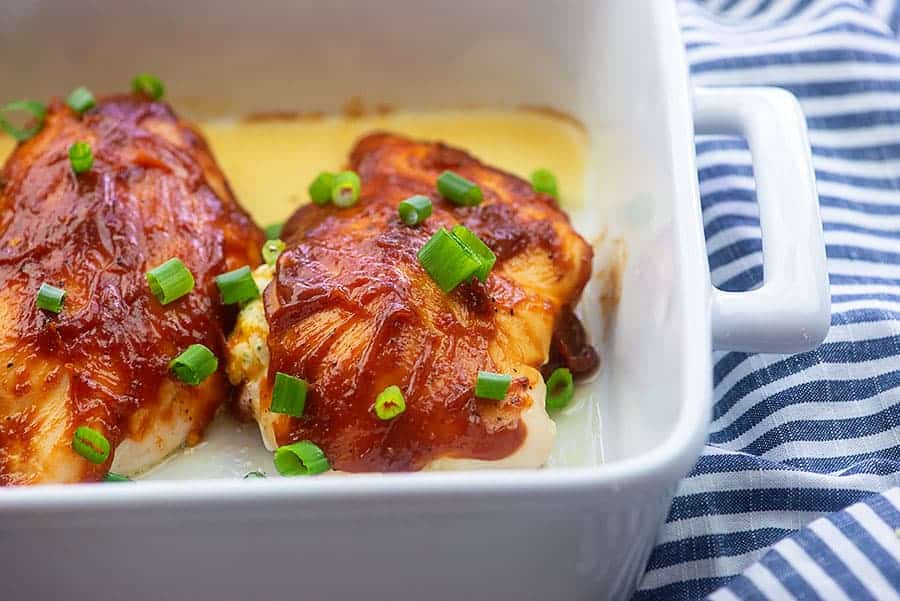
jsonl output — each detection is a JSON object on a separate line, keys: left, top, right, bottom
{"left": 0, "top": 1, "right": 830, "bottom": 600}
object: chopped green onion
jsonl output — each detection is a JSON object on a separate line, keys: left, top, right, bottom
{"left": 215, "top": 265, "right": 260, "bottom": 305}
{"left": 273, "top": 440, "right": 330, "bottom": 476}
{"left": 398, "top": 195, "right": 432, "bottom": 226}
{"left": 451, "top": 225, "right": 495, "bottom": 282}
{"left": 531, "top": 168, "right": 559, "bottom": 199}
{"left": 475, "top": 371, "right": 511, "bottom": 401}
{"left": 243, "top": 470, "right": 266, "bottom": 479}
{"left": 308, "top": 171, "right": 335, "bottom": 206}
{"left": 169, "top": 344, "right": 218, "bottom": 386}
{"left": 545, "top": 367, "right": 574, "bottom": 410}
{"left": 269, "top": 372, "right": 308, "bottom": 417}
{"left": 68, "top": 141, "right": 93, "bottom": 174}
{"left": 0, "top": 100, "right": 46, "bottom": 142}
{"left": 104, "top": 472, "right": 131, "bottom": 482}
{"left": 131, "top": 73, "right": 165, "bottom": 100}
{"left": 36, "top": 282, "right": 66, "bottom": 313}
{"left": 264, "top": 222, "right": 283, "bottom": 240}
{"left": 331, "top": 170, "right": 361, "bottom": 208}
{"left": 72, "top": 426, "right": 110, "bottom": 464}
{"left": 437, "top": 171, "right": 482, "bottom": 207}
{"left": 417, "top": 227, "right": 480, "bottom": 293}
{"left": 145, "top": 257, "right": 194, "bottom": 304}
{"left": 262, "top": 239, "right": 285, "bottom": 266}
{"left": 65, "top": 86, "right": 96, "bottom": 114}
{"left": 374, "top": 385, "right": 406, "bottom": 420}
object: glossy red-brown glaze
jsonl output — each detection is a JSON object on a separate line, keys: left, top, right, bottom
{"left": 541, "top": 309, "right": 600, "bottom": 380}
{"left": 0, "top": 96, "right": 263, "bottom": 484}
{"left": 265, "top": 133, "right": 595, "bottom": 472}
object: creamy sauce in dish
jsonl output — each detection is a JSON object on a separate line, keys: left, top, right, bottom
{"left": 0, "top": 108, "right": 605, "bottom": 478}
{"left": 200, "top": 109, "right": 589, "bottom": 226}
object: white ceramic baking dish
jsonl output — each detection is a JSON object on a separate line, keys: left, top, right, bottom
{"left": 0, "top": 1, "right": 830, "bottom": 600}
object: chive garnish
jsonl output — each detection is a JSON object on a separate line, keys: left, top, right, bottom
{"left": 66, "top": 86, "right": 96, "bottom": 114}
{"left": 374, "top": 385, "right": 406, "bottom": 420}
{"left": 450, "top": 225, "right": 495, "bottom": 282}
{"left": 273, "top": 440, "right": 330, "bottom": 476}
{"left": 269, "top": 372, "right": 308, "bottom": 418}
{"left": 308, "top": 172, "right": 335, "bottom": 206}
{"left": 475, "top": 371, "right": 512, "bottom": 401}
{"left": 72, "top": 426, "right": 111, "bottom": 464}
{"left": 215, "top": 265, "right": 260, "bottom": 305}
{"left": 264, "top": 223, "right": 283, "bottom": 240}
{"left": 398, "top": 195, "right": 432, "bottom": 226}
{"left": 68, "top": 141, "right": 93, "bottom": 174}
{"left": 530, "top": 168, "right": 558, "bottom": 199}
{"left": 36, "top": 282, "right": 66, "bottom": 313}
{"left": 145, "top": 258, "right": 194, "bottom": 305}
{"left": 437, "top": 171, "right": 482, "bottom": 207}
{"left": 169, "top": 344, "right": 218, "bottom": 386}
{"left": 417, "top": 227, "right": 481, "bottom": 293}
{"left": 331, "top": 171, "right": 361, "bottom": 208}
{"left": 131, "top": 73, "right": 165, "bottom": 100}
{"left": 0, "top": 100, "right": 46, "bottom": 142}
{"left": 545, "top": 367, "right": 574, "bottom": 410}
{"left": 262, "top": 239, "right": 285, "bottom": 266}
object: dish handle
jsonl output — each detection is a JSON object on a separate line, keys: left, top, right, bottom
{"left": 692, "top": 86, "right": 830, "bottom": 353}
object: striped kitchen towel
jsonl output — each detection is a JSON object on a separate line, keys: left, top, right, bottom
{"left": 634, "top": 1, "right": 900, "bottom": 599}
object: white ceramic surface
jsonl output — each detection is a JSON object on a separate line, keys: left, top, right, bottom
{"left": 0, "top": 2, "right": 830, "bottom": 600}
{"left": 694, "top": 87, "right": 830, "bottom": 354}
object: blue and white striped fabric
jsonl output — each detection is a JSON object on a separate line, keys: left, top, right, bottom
{"left": 634, "top": 1, "right": 900, "bottom": 599}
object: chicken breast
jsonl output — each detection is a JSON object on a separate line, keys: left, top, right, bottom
{"left": 0, "top": 95, "right": 263, "bottom": 485}
{"left": 227, "top": 133, "right": 597, "bottom": 472}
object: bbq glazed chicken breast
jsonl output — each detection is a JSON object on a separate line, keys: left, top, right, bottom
{"left": 0, "top": 94, "right": 263, "bottom": 484}
{"left": 227, "top": 133, "right": 597, "bottom": 472}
